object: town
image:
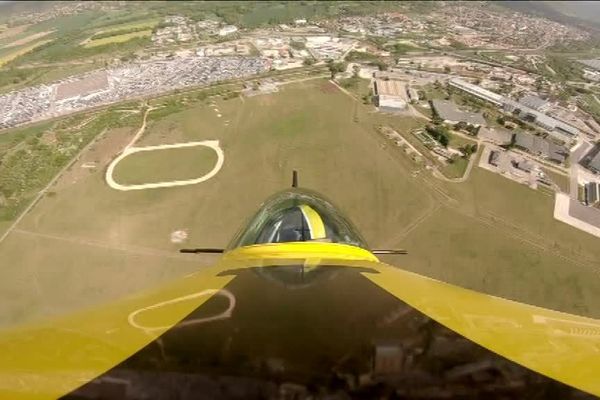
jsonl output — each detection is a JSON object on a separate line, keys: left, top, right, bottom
{"left": 1, "top": 2, "right": 599, "bottom": 239}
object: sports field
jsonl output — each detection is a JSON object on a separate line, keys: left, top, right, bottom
{"left": 1, "top": 78, "right": 599, "bottom": 330}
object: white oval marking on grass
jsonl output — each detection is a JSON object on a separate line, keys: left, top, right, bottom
{"left": 106, "top": 140, "right": 224, "bottom": 191}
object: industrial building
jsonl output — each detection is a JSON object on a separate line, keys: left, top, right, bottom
{"left": 503, "top": 99, "right": 579, "bottom": 139}
{"left": 519, "top": 94, "right": 550, "bottom": 112}
{"left": 514, "top": 132, "right": 569, "bottom": 164}
{"left": 431, "top": 99, "right": 486, "bottom": 126}
{"left": 581, "top": 143, "right": 600, "bottom": 174}
{"left": 449, "top": 78, "right": 580, "bottom": 141}
{"left": 448, "top": 78, "right": 504, "bottom": 106}
{"left": 374, "top": 79, "right": 407, "bottom": 112}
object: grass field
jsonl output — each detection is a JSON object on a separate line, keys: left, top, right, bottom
{"left": 95, "top": 18, "right": 159, "bottom": 35}
{"left": 441, "top": 156, "right": 469, "bottom": 179}
{"left": 0, "top": 80, "right": 432, "bottom": 327}
{"left": 0, "top": 39, "right": 52, "bottom": 66}
{"left": 1, "top": 78, "right": 600, "bottom": 332}
{"left": 1, "top": 30, "right": 53, "bottom": 49}
{"left": 112, "top": 146, "right": 219, "bottom": 185}
{"left": 83, "top": 30, "right": 151, "bottom": 48}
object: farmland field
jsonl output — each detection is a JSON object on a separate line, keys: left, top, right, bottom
{"left": 0, "top": 39, "right": 53, "bottom": 66}
{"left": 1, "top": 78, "right": 600, "bottom": 332}
{"left": 94, "top": 18, "right": 159, "bottom": 35}
{"left": 83, "top": 30, "right": 151, "bottom": 48}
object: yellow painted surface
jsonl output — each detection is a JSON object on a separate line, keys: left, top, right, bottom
{"left": 0, "top": 264, "right": 234, "bottom": 399}
{"left": 0, "top": 40, "right": 52, "bottom": 67}
{"left": 83, "top": 30, "right": 151, "bottom": 48}
{"left": 299, "top": 204, "right": 326, "bottom": 239}
{"left": 365, "top": 263, "right": 600, "bottom": 397}
{"left": 222, "top": 242, "right": 379, "bottom": 263}
{"left": 0, "top": 242, "right": 599, "bottom": 398}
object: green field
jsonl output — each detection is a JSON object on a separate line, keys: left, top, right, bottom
{"left": 112, "top": 146, "right": 219, "bottom": 185}
{"left": 94, "top": 18, "right": 159, "bottom": 36}
{"left": 83, "top": 30, "right": 151, "bottom": 48}
{"left": 0, "top": 39, "right": 53, "bottom": 66}
{"left": 441, "top": 156, "right": 469, "bottom": 179}
{"left": 1, "top": 78, "right": 600, "bottom": 332}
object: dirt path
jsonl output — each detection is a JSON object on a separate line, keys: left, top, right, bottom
{"left": 12, "top": 228, "right": 202, "bottom": 262}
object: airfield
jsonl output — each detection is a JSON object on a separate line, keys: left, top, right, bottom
{"left": 1, "top": 78, "right": 600, "bottom": 327}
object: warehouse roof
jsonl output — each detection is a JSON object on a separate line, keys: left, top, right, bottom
{"left": 431, "top": 99, "right": 486, "bottom": 126}
{"left": 519, "top": 94, "right": 549, "bottom": 111}
{"left": 514, "top": 132, "right": 568, "bottom": 163}
{"left": 374, "top": 79, "right": 406, "bottom": 97}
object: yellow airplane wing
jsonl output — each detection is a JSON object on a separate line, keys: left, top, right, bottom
{"left": 0, "top": 243, "right": 597, "bottom": 399}
{"left": 1, "top": 187, "right": 598, "bottom": 399}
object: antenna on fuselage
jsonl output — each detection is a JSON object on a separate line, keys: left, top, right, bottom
{"left": 372, "top": 249, "right": 408, "bottom": 255}
{"left": 292, "top": 170, "right": 298, "bottom": 188}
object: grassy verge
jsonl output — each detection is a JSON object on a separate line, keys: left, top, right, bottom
{"left": 0, "top": 109, "right": 141, "bottom": 233}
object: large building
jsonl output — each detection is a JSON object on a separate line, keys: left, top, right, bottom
{"left": 448, "top": 78, "right": 504, "bottom": 106}
{"left": 519, "top": 94, "right": 550, "bottom": 112}
{"left": 374, "top": 79, "right": 407, "bottom": 112}
{"left": 449, "top": 78, "right": 579, "bottom": 141}
{"left": 581, "top": 143, "right": 600, "bottom": 174}
{"left": 514, "top": 132, "right": 569, "bottom": 164}
{"left": 431, "top": 99, "right": 486, "bottom": 126}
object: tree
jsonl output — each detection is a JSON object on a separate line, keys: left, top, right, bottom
{"left": 438, "top": 134, "right": 449, "bottom": 147}
{"left": 303, "top": 57, "right": 315, "bottom": 66}
{"left": 444, "top": 65, "right": 451, "bottom": 74}
{"left": 352, "top": 64, "right": 360, "bottom": 77}
{"left": 328, "top": 61, "right": 347, "bottom": 79}
{"left": 372, "top": 60, "right": 388, "bottom": 71}
{"left": 454, "top": 121, "right": 467, "bottom": 131}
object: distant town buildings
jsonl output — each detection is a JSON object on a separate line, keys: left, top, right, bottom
{"left": 0, "top": 55, "right": 269, "bottom": 130}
